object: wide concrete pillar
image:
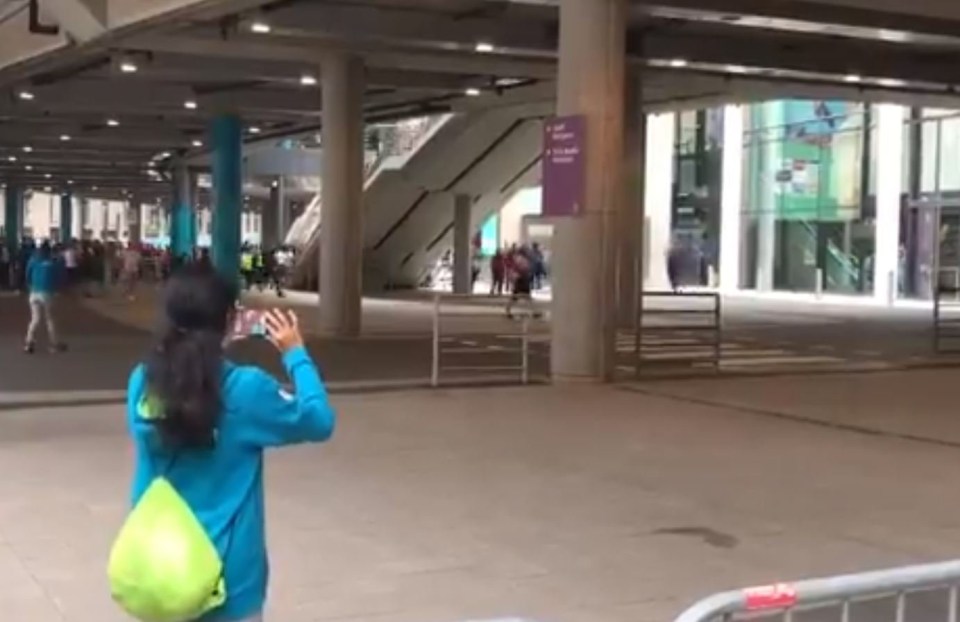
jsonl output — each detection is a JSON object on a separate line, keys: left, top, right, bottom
{"left": 452, "top": 193, "right": 473, "bottom": 294}
{"left": 211, "top": 115, "right": 243, "bottom": 281}
{"left": 170, "top": 161, "right": 197, "bottom": 259}
{"left": 319, "top": 52, "right": 364, "bottom": 336}
{"left": 719, "top": 104, "right": 744, "bottom": 292}
{"left": 617, "top": 72, "right": 645, "bottom": 329}
{"left": 875, "top": 104, "right": 906, "bottom": 305}
{"left": 644, "top": 112, "right": 675, "bottom": 290}
{"left": 4, "top": 185, "right": 23, "bottom": 254}
{"left": 551, "top": 0, "right": 626, "bottom": 381}
{"left": 59, "top": 192, "right": 73, "bottom": 242}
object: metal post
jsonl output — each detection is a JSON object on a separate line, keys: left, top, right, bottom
{"left": 431, "top": 294, "right": 441, "bottom": 387}
{"left": 934, "top": 283, "right": 941, "bottom": 354}
{"left": 521, "top": 315, "right": 530, "bottom": 384}
{"left": 815, "top": 268, "right": 824, "bottom": 298}
{"left": 714, "top": 294, "right": 722, "bottom": 370}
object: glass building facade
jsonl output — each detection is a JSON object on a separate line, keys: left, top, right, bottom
{"left": 650, "top": 99, "right": 960, "bottom": 305}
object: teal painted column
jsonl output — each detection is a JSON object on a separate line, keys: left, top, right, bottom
{"left": 170, "top": 162, "right": 196, "bottom": 259}
{"left": 211, "top": 115, "right": 242, "bottom": 281}
{"left": 60, "top": 192, "right": 73, "bottom": 242}
{"left": 4, "top": 185, "right": 22, "bottom": 254}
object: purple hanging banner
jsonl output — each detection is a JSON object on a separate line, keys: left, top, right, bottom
{"left": 542, "top": 115, "right": 586, "bottom": 218}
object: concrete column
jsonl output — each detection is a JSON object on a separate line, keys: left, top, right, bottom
{"left": 59, "top": 192, "right": 73, "bottom": 242}
{"left": 211, "top": 115, "right": 243, "bottom": 281}
{"left": 263, "top": 177, "right": 286, "bottom": 249}
{"left": 551, "top": 0, "right": 626, "bottom": 381}
{"left": 127, "top": 195, "right": 141, "bottom": 244}
{"left": 875, "top": 104, "right": 906, "bottom": 305}
{"left": 720, "top": 104, "right": 745, "bottom": 292}
{"left": 452, "top": 193, "right": 473, "bottom": 294}
{"left": 319, "top": 52, "right": 365, "bottom": 336}
{"left": 4, "top": 185, "right": 22, "bottom": 254}
{"left": 618, "top": 72, "right": 645, "bottom": 329}
{"left": 276, "top": 177, "right": 289, "bottom": 245}
{"left": 757, "top": 102, "right": 782, "bottom": 291}
{"left": 170, "top": 161, "right": 196, "bottom": 259}
{"left": 644, "top": 112, "right": 675, "bottom": 290}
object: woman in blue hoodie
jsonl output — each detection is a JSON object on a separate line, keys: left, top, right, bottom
{"left": 127, "top": 264, "right": 335, "bottom": 621}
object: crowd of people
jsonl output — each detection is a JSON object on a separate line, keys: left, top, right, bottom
{"left": 0, "top": 237, "right": 296, "bottom": 354}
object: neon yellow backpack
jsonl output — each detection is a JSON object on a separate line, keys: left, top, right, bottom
{"left": 107, "top": 395, "right": 227, "bottom": 622}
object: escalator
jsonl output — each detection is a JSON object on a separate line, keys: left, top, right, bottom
{"left": 288, "top": 99, "right": 550, "bottom": 291}
{"left": 792, "top": 221, "right": 862, "bottom": 292}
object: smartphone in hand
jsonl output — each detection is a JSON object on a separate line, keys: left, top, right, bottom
{"left": 232, "top": 308, "right": 267, "bottom": 339}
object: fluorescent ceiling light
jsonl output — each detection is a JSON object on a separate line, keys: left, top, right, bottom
{"left": 7, "top": 156, "right": 16, "bottom": 162}
{"left": 107, "top": 119, "right": 120, "bottom": 127}
{"left": 300, "top": 75, "right": 317, "bottom": 86}
{"left": 725, "top": 65, "right": 748, "bottom": 74}
{"left": 22, "top": 145, "right": 31, "bottom": 153}
{"left": 844, "top": 74, "right": 862, "bottom": 83}
{"left": 120, "top": 62, "right": 138, "bottom": 74}
{"left": 192, "top": 140, "right": 203, "bottom": 148}
{"left": 251, "top": 22, "right": 271, "bottom": 33}
{"left": 249, "top": 126, "right": 262, "bottom": 134}
{"left": 18, "top": 91, "right": 34, "bottom": 101}
{"left": 465, "top": 87, "right": 482, "bottom": 97}
{"left": 60, "top": 134, "right": 71, "bottom": 141}
{"left": 878, "top": 77, "right": 905, "bottom": 88}
{"left": 44, "top": 173, "right": 51, "bottom": 179}
{"left": 669, "top": 58, "right": 688, "bottom": 68}
{"left": 184, "top": 100, "right": 198, "bottom": 110}
{"left": 24, "top": 165, "right": 32, "bottom": 171}
{"left": 475, "top": 42, "right": 494, "bottom": 53}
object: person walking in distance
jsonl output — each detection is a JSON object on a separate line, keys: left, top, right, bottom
{"left": 24, "top": 241, "right": 66, "bottom": 354}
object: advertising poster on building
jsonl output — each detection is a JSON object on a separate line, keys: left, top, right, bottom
{"left": 542, "top": 115, "right": 585, "bottom": 218}
{"left": 774, "top": 100, "right": 862, "bottom": 221}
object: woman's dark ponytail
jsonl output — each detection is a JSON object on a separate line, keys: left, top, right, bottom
{"left": 143, "top": 264, "right": 237, "bottom": 449}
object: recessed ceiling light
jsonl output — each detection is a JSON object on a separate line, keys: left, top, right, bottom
{"left": 44, "top": 173, "right": 51, "bottom": 179}
{"left": 120, "top": 62, "right": 138, "bottom": 74}
{"left": 67, "top": 180, "right": 74, "bottom": 185}
{"left": 161, "top": 151, "right": 171, "bottom": 159}
{"left": 249, "top": 126, "right": 261, "bottom": 134}
{"left": 669, "top": 58, "right": 689, "bottom": 68}
{"left": 184, "top": 100, "right": 198, "bottom": 110}
{"left": 92, "top": 185, "right": 98, "bottom": 191}
{"left": 107, "top": 118, "right": 120, "bottom": 127}
{"left": 250, "top": 21, "right": 271, "bottom": 34}
{"left": 475, "top": 41, "right": 494, "bottom": 53}
{"left": 7, "top": 156, "right": 16, "bottom": 162}
{"left": 191, "top": 139, "right": 203, "bottom": 148}
{"left": 844, "top": 74, "right": 862, "bottom": 83}
{"left": 60, "top": 134, "right": 71, "bottom": 141}
{"left": 18, "top": 91, "right": 34, "bottom": 101}
{"left": 22, "top": 145, "right": 32, "bottom": 152}
{"left": 465, "top": 87, "right": 481, "bottom": 97}
{"left": 271, "top": 180, "right": 279, "bottom": 188}
{"left": 300, "top": 74, "right": 317, "bottom": 86}
{"left": 24, "top": 165, "right": 32, "bottom": 171}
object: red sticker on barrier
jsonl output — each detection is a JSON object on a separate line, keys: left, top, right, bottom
{"left": 743, "top": 583, "right": 798, "bottom": 611}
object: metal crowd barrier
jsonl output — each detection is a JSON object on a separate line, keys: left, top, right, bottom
{"left": 933, "top": 284, "right": 960, "bottom": 354}
{"left": 430, "top": 293, "right": 535, "bottom": 387}
{"left": 635, "top": 291, "right": 722, "bottom": 374}
{"left": 673, "top": 559, "right": 960, "bottom": 622}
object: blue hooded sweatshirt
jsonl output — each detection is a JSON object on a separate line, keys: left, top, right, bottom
{"left": 126, "top": 345, "right": 335, "bottom": 621}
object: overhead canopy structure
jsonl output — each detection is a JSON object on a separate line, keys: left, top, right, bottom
{"left": 3, "top": 0, "right": 960, "bottom": 199}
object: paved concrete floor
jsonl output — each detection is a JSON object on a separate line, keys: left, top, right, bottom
{"left": 3, "top": 375, "right": 960, "bottom": 621}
